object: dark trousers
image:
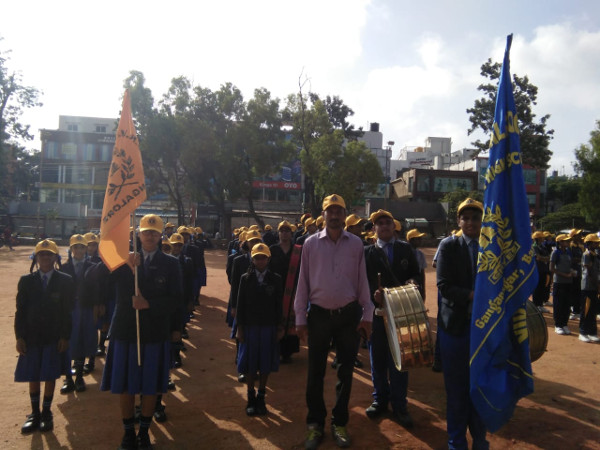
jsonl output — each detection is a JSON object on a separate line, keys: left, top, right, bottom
{"left": 580, "top": 290, "right": 599, "bottom": 335}
{"left": 306, "top": 302, "right": 360, "bottom": 427}
{"left": 553, "top": 283, "right": 572, "bottom": 328}
{"left": 532, "top": 272, "right": 549, "bottom": 307}
{"left": 368, "top": 316, "right": 408, "bottom": 413}
{"left": 571, "top": 274, "right": 582, "bottom": 314}
{"left": 438, "top": 328, "right": 488, "bottom": 450}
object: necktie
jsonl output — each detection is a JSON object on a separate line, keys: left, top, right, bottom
{"left": 469, "top": 240, "right": 478, "bottom": 276}
{"left": 42, "top": 274, "right": 48, "bottom": 290}
{"left": 386, "top": 243, "right": 394, "bottom": 264}
{"left": 144, "top": 255, "right": 151, "bottom": 272}
{"left": 75, "top": 262, "right": 82, "bottom": 277}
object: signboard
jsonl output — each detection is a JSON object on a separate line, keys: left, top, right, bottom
{"left": 252, "top": 180, "right": 302, "bottom": 190}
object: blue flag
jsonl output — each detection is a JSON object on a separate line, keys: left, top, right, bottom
{"left": 469, "top": 34, "right": 539, "bottom": 433}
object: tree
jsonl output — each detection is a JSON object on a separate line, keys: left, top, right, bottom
{"left": 466, "top": 58, "right": 553, "bottom": 169}
{"left": 574, "top": 120, "right": 600, "bottom": 225}
{"left": 0, "top": 38, "right": 42, "bottom": 209}
{"left": 537, "top": 203, "right": 587, "bottom": 232}
{"left": 439, "top": 188, "right": 483, "bottom": 223}
{"left": 544, "top": 175, "right": 581, "bottom": 214}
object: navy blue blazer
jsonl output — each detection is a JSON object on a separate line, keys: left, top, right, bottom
{"left": 436, "top": 234, "right": 476, "bottom": 336}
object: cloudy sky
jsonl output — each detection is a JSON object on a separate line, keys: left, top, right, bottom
{"left": 2, "top": 0, "right": 599, "bottom": 175}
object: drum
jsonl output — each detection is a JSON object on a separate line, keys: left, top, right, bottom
{"left": 380, "top": 285, "right": 434, "bottom": 371}
{"left": 526, "top": 300, "right": 548, "bottom": 362}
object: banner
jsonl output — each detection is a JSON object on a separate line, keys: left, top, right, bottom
{"left": 469, "top": 34, "right": 539, "bottom": 432}
{"left": 99, "top": 90, "right": 146, "bottom": 271}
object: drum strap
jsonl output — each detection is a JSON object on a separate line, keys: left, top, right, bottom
{"left": 282, "top": 244, "right": 302, "bottom": 335}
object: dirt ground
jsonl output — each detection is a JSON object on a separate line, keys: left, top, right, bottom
{"left": 0, "top": 245, "right": 598, "bottom": 449}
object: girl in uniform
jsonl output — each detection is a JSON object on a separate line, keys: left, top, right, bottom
{"left": 15, "top": 240, "right": 74, "bottom": 433}
{"left": 236, "top": 243, "right": 283, "bottom": 416}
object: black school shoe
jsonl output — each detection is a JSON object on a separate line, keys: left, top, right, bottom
{"left": 365, "top": 401, "right": 388, "bottom": 419}
{"left": 246, "top": 397, "right": 257, "bottom": 416}
{"left": 154, "top": 404, "right": 167, "bottom": 423}
{"left": 40, "top": 411, "right": 53, "bottom": 432}
{"left": 21, "top": 413, "right": 40, "bottom": 434}
{"left": 167, "top": 379, "right": 176, "bottom": 391}
{"left": 83, "top": 362, "right": 95, "bottom": 374}
{"left": 137, "top": 433, "right": 153, "bottom": 450}
{"left": 60, "top": 378, "right": 75, "bottom": 394}
{"left": 96, "top": 345, "right": 106, "bottom": 357}
{"left": 118, "top": 432, "right": 138, "bottom": 450}
{"left": 255, "top": 396, "right": 268, "bottom": 415}
{"left": 74, "top": 377, "right": 86, "bottom": 392}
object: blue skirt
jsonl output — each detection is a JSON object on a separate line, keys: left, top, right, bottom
{"left": 15, "top": 344, "right": 65, "bottom": 382}
{"left": 97, "top": 297, "right": 116, "bottom": 329}
{"left": 71, "top": 303, "right": 97, "bottom": 359}
{"left": 237, "top": 325, "right": 280, "bottom": 375}
{"left": 100, "top": 339, "right": 171, "bottom": 395}
{"left": 194, "top": 268, "right": 207, "bottom": 291}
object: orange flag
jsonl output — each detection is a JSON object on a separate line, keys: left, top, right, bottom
{"left": 99, "top": 90, "right": 146, "bottom": 271}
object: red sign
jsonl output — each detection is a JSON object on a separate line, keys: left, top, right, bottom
{"left": 252, "top": 180, "right": 301, "bottom": 190}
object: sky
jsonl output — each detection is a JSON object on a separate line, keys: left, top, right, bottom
{"left": 2, "top": 0, "right": 599, "bottom": 176}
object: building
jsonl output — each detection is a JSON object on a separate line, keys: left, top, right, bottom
{"left": 390, "top": 167, "right": 479, "bottom": 203}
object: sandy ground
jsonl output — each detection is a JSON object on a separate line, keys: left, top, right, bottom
{"left": 0, "top": 245, "right": 598, "bottom": 449}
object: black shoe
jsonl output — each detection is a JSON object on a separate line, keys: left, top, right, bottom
{"left": 181, "top": 329, "right": 189, "bottom": 339}
{"left": 96, "top": 345, "right": 106, "bottom": 357}
{"left": 354, "top": 358, "right": 363, "bottom": 368}
{"left": 305, "top": 423, "right": 324, "bottom": 449}
{"left": 181, "top": 345, "right": 187, "bottom": 352}
{"left": 118, "top": 433, "right": 137, "bottom": 450}
{"left": 167, "top": 379, "right": 176, "bottom": 391}
{"left": 83, "top": 362, "right": 95, "bottom": 374}
{"left": 238, "top": 373, "right": 246, "bottom": 383}
{"left": 21, "top": 413, "right": 40, "bottom": 434}
{"left": 255, "top": 396, "right": 268, "bottom": 415}
{"left": 39, "top": 411, "right": 53, "bottom": 432}
{"left": 174, "top": 355, "right": 182, "bottom": 368}
{"left": 394, "top": 410, "right": 414, "bottom": 429}
{"left": 137, "top": 433, "right": 153, "bottom": 450}
{"left": 365, "top": 401, "right": 387, "bottom": 419}
{"left": 331, "top": 356, "right": 339, "bottom": 369}
{"left": 331, "top": 423, "right": 352, "bottom": 448}
{"left": 60, "top": 378, "right": 75, "bottom": 394}
{"left": 154, "top": 405, "right": 167, "bottom": 423}
{"left": 431, "top": 360, "right": 442, "bottom": 373}
{"left": 75, "top": 377, "right": 86, "bottom": 392}
{"left": 246, "top": 397, "right": 257, "bottom": 416}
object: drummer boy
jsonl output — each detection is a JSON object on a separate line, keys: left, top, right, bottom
{"left": 363, "top": 209, "right": 421, "bottom": 428}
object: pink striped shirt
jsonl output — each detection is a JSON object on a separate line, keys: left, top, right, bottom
{"left": 294, "top": 229, "right": 373, "bottom": 326}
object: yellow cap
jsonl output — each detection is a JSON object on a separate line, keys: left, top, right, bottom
{"left": 84, "top": 232, "right": 98, "bottom": 243}
{"left": 457, "top": 198, "right": 483, "bottom": 216}
{"left": 161, "top": 237, "right": 172, "bottom": 248}
{"left": 300, "top": 213, "right": 312, "bottom": 224}
{"left": 322, "top": 194, "right": 346, "bottom": 211}
{"left": 316, "top": 216, "right": 324, "bottom": 227}
{"left": 556, "top": 234, "right": 572, "bottom": 242}
{"left": 369, "top": 209, "right": 394, "bottom": 224}
{"left": 304, "top": 218, "right": 316, "bottom": 228}
{"left": 177, "top": 225, "right": 191, "bottom": 235}
{"left": 290, "top": 224, "right": 297, "bottom": 232}
{"left": 569, "top": 228, "right": 582, "bottom": 238}
{"left": 165, "top": 222, "right": 175, "bottom": 228}
{"left": 532, "top": 231, "right": 545, "bottom": 240}
{"left": 35, "top": 239, "right": 59, "bottom": 255}
{"left": 278, "top": 220, "right": 293, "bottom": 231}
{"left": 394, "top": 219, "right": 402, "bottom": 232}
{"left": 248, "top": 224, "right": 260, "bottom": 231}
{"left": 345, "top": 214, "right": 364, "bottom": 229}
{"left": 195, "top": 226, "right": 203, "bottom": 234}
{"left": 264, "top": 224, "right": 272, "bottom": 231}
{"left": 583, "top": 233, "right": 600, "bottom": 243}
{"left": 245, "top": 229, "right": 262, "bottom": 243}
{"left": 542, "top": 231, "right": 552, "bottom": 237}
{"left": 169, "top": 233, "right": 185, "bottom": 245}
{"left": 238, "top": 231, "right": 248, "bottom": 244}
{"left": 251, "top": 243, "right": 271, "bottom": 258}
{"left": 70, "top": 234, "right": 87, "bottom": 247}
{"left": 406, "top": 229, "right": 426, "bottom": 240}
{"left": 140, "top": 214, "right": 164, "bottom": 233}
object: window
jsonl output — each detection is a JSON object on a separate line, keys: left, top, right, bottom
{"left": 46, "top": 141, "right": 59, "bottom": 159}
{"left": 92, "top": 190, "right": 105, "bottom": 210}
{"left": 527, "top": 194, "right": 537, "bottom": 207}
{"left": 62, "top": 143, "right": 77, "bottom": 160}
{"left": 433, "top": 177, "right": 472, "bottom": 193}
{"left": 94, "top": 167, "right": 109, "bottom": 186}
{"left": 83, "top": 144, "right": 95, "bottom": 161}
{"left": 96, "top": 125, "right": 107, "bottom": 133}
{"left": 408, "top": 177, "right": 414, "bottom": 192}
{"left": 523, "top": 169, "right": 537, "bottom": 185}
{"left": 41, "top": 166, "right": 59, "bottom": 183}
{"left": 100, "top": 144, "right": 112, "bottom": 162}
{"left": 417, "top": 176, "right": 430, "bottom": 192}
{"left": 67, "top": 124, "right": 78, "bottom": 131}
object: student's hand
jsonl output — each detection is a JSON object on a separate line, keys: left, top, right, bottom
{"left": 132, "top": 294, "right": 150, "bottom": 310}
{"left": 16, "top": 338, "right": 27, "bottom": 355}
{"left": 57, "top": 338, "right": 69, "bottom": 353}
{"left": 374, "top": 289, "right": 383, "bottom": 305}
{"left": 357, "top": 321, "right": 372, "bottom": 341}
{"left": 296, "top": 325, "right": 308, "bottom": 343}
{"left": 127, "top": 252, "right": 140, "bottom": 272}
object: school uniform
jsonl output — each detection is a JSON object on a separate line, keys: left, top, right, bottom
{"left": 364, "top": 239, "right": 421, "bottom": 418}
{"left": 61, "top": 259, "right": 98, "bottom": 361}
{"left": 236, "top": 269, "right": 283, "bottom": 375}
{"left": 551, "top": 247, "right": 573, "bottom": 329}
{"left": 227, "top": 252, "right": 252, "bottom": 330}
{"left": 15, "top": 270, "right": 75, "bottom": 382}
{"left": 101, "top": 250, "right": 182, "bottom": 395}
{"left": 437, "top": 234, "right": 488, "bottom": 450}
{"left": 579, "top": 249, "right": 599, "bottom": 337}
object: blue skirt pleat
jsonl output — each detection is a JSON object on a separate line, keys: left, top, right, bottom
{"left": 237, "top": 325, "right": 279, "bottom": 375}
{"left": 15, "top": 344, "right": 64, "bottom": 382}
{"left": 100, "top": 340, "right": 171, "bottom": 395}
{"left": 70, "top": 302, "right": 97, "bottom": 359}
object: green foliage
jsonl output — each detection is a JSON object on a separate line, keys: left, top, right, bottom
{"left": 466, "top": 58, "right": 553, "bottom": 169}
{"left": 545, "top": 175, "right": 581, "bottom": 206}
{"left": 574, "top": 120, "right": 600, "bottom": 226}
{"left": 538, "top": 203, "right": 587, "bottom": 232}
{"left": 439, "top": 188, "right": 484, "bottom": 220}
{"left": 0, "top": 38, "right": 42, "bottom": 210}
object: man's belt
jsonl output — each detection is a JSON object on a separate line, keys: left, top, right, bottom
{"left": 310, "top": 301, "right": 358, "bottom": 316}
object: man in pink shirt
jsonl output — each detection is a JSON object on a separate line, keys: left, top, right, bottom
{"left": 295, "top": 194, "right": 374, "bottom": 449}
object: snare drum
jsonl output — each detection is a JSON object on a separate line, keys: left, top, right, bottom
{"left": 380, "top": 285, "right": 434, "bottom": 371}
{"left": 526, "top": 300, "right": 548, "bottom": 362}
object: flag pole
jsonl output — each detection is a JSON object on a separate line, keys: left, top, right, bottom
{"left": 131, "top": 213, "right": 142, "bottom": 367}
